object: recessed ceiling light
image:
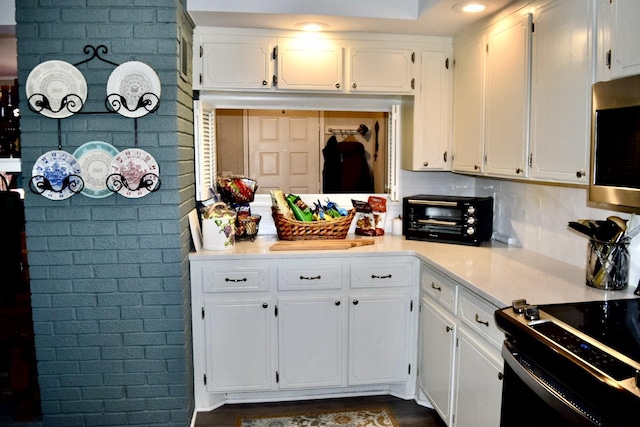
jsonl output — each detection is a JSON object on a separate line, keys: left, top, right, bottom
{"left": 295, "top": 22, "right": 329, "bottom": 32}
{"left": 452, "top": 2, "right": 487, "bottom": 13}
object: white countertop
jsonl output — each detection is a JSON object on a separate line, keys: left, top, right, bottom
{"left": 189, "top": 235, "right": 636, "bottom": 308}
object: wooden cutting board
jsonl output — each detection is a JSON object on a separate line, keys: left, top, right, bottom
{"left": 269, "top": 239, "right": 375, "bottom": 251}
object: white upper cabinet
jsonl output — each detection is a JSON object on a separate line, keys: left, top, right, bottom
{"left": 347, "top": 42, "right": 415, "bottom": 93}
{"left": 484, "top": 13, "right": 532, "bottom": 178}
{"left": 276, "top": 38, "right": 344, "bottom": 91}
{"left": 529, "top": 0, "right": 592, "bottom": 183}
{"left": 606, "top": 0, "right": 640, "bottom": 79}
{"left": 196, "top": 35, "right": 274, "bottom": 90}
{"left": 403, "top": 47, "right": 452, "bottom": 171}
{"left": 451, "top": 34, "right": 486, "bottom": 174}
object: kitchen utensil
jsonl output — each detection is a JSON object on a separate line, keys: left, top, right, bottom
{"left": 568, "top": 221, "right": 594, "bottom": 238}
{"left": 374, "top": 121, "right": 379, "bottom": 161}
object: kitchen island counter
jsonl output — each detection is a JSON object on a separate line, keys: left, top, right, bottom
{"left": 189, "top": 234, "right": 632, "bottom": 308}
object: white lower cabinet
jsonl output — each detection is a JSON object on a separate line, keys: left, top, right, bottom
{"left": 453, "top": 328, "right": 503, "bottom": 427}
{"left": 418, "top": 263, "right": 504, "bottom": 427}
{"left": 349, "top": 294, "right": 412, "bottom": 385}
{"left": 419, "top": 296, "right": 456, "bottom": 425}
{"left": 278, "top": 296, "right": 343, "bottom": 389}
{"left": 203, "top": 298, "right": 273, "bottom": 392}
{"left": 190, "top": 256, "right": 418, "bottom": 409}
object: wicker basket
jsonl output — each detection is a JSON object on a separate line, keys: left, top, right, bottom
{"left": 271, "top": 207, "right": 355, "bottom": 240}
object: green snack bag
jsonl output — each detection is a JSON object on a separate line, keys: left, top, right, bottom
{"left": 286, "top": 194, "right": 314, "bottom": 222}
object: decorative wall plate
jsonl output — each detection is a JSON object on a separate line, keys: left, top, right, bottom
{"left": 31, "top": 150, "right": 83, "bottom": 200}
{"left": 73, "top": 141, "right": 119, "bottom": 198}
{"left": 108, "top": 148, "right": 160, "bottom": 198}
{"left": 26, "top": 60, "right": 87, "bottom": 119}
{"left": 106, "top": 61, "right": 161, "bottom": 118}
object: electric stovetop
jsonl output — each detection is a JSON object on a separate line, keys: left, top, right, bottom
{"left": 540, "top": 298, "right": 640, "bottom": 364}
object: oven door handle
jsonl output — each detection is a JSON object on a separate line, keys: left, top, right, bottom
{"left": 502, "top": 340, "right": 605, "bottom": 426}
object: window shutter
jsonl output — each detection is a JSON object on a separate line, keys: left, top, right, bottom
{"left": 194, "top": 100, "right": 217, "bottom": 201}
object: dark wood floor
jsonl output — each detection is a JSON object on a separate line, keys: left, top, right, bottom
{"left": 195, "top": 395, "right": 447, "bottom": 427}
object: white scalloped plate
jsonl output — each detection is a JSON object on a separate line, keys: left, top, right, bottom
{"left": 26, "top": 60, "right": 87, "bottom": 119}
{"left": 106, "top": 61, "right": 161, "bottom": 118}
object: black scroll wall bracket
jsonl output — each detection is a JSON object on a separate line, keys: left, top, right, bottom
{"left": 27, "top": 44, "right": 161, "bottom": 198}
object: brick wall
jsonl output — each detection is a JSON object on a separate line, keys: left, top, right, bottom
{"left": 16, "top": 0, "right": 195, "bottom": 425}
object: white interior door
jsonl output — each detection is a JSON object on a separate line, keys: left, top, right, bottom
{"left": 248, "top": 110, "right": 321, "bottom": 194}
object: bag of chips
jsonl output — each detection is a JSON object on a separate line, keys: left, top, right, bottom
{"left": 368, "top": 196, "right": 387, "bottom": 236}
{"left": 352, "top": 199, "right": 376, "bottom": 236}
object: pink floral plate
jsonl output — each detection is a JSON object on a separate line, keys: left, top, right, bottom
{"left": 108, "top": 148, "right": 160, "bottom": 198}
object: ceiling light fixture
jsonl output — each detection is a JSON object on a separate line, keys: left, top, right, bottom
{"left": 295, "top": 22, "right": 329, "bottom": 32}
{"left": 452, "top": 2, "right": 487, "bottom": 13}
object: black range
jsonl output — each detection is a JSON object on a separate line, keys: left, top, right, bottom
{"left": 495, "top": 298, "right": 640, "bottom": 426}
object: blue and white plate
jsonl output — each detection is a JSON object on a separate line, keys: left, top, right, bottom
{"left": 73, "top": 141, "right": 119, "bottom": 198}
{"left": 31, "top": 150, "right": 82, "bottom": 200}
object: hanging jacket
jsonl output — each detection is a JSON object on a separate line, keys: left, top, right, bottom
{"left": 322, "top": 136, "right": 342, "bottom": 193}
{"left": 338, "top": 140, "right": 373, "bottom": 193}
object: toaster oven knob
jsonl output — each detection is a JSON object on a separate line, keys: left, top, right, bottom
{"left": 467, "top": 227, "right": 476, "bottom": 235}
{"left": 467, "top": 205, "right": 476, "bottom": 215}
{"left": 466, "top": 217, "right": 476, "bottom": 225}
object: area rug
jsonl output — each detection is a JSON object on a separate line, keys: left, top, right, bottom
{"left": 235, "top": 406, "right": 399, "bottom": 427}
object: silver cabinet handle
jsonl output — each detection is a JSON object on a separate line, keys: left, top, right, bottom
{"left": 475, "top": 313, "right": 489, "bottom": 327}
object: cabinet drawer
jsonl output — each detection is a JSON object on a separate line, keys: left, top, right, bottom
{"left": 278, "top": 263, "right": 344, "bottom": 290}
{"left": 457, "top": 288, "right": 504, "bottom": 349}
{"left": 351, "top": 259, "right": 414, "bottom": 288}
{"left": 421, "top": 265, "right": 457, "bottom": 313}
{"left": 201, "top": 265, "right": 270, "bottom": 293}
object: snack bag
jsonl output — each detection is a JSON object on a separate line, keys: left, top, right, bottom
{"left": 352, "top": 199, "right": 376, "bottom": 236}
{"left": 368, "top": 196, "right": 387, "bottom": 236}
{"left": 270, "top": 190, "right": 294, "bottom": 219}
{"left": 286, "top": 194, "right": 314, "bottom": 222}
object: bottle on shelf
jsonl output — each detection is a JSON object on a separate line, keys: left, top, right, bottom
{"left": 0, "top": 84, "right": 20, "bottom": 158}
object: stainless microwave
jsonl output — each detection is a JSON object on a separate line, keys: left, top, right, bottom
{"left": 590, "top": 74, "right": 640, "bottom": 209}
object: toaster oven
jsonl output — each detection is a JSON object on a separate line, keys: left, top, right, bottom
{"left": 402, "top": 195, "right": 493, "bottom": 245}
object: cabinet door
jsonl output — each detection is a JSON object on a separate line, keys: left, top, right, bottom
{"left": 610, "top": 0, "right": 640, "bottom": 79}
{"left": 529, "top": 0, "right": 592, "bottom": 183}
{"left": 484, "top": 13, "right": 532, "bottom": 178}
{"left": 276, "top": 38, "right": 343, "bottom": 91}
{"left": 419, "top": 297, "right": 456, "bottom": 426}
{"left": 199, "top": 37, "right": 273, "bottom": 90}
{"left": 453, "top": 328, "right": 503, "bottom": 427}
{"left": 348, "top": 294, "right": 411, "bottom": 385}
{"left": 403, "top": 48, "right": 451, "bottom": 171}
{"left": 347, "top": 44, "right": 415, "bottom": 93}
{"left": 277, "top": 296, "right": 344, "bottom": 389}
{"left": 451, "top": 35, "right": 485, "bottom": 174}
{"left": 204, "top": 299, "right": 273, "bottom": 392}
